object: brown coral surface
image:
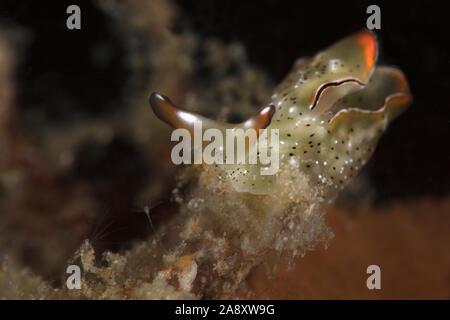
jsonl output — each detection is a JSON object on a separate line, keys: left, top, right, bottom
{"left": 239, "top": 198, "right": 450, "bottom": 299}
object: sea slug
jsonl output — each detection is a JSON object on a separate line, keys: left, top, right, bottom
{"left": 150, "top": 30, "right": 411, "bottom": 198}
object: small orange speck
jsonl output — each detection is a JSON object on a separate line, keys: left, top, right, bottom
{"left": 175, "top": 254, "right": 195, "bottom": 269}
{"left": 356, "top": 31, "right": 377, "bottom": 71}
{"left": 191, "top": 219, "right": 200, "bottom": 231}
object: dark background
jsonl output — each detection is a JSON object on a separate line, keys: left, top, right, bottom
{"left": 0, "top": 0, "right": 449, "bottom": 204}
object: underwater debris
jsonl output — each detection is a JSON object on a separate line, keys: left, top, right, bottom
{"left": 0, "top": 257, "right": 51, "bottom": 299}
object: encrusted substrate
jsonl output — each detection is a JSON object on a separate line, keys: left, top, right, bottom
{"left": 45, "top": 161, "right": 332, "bottom": 299}
{"left": 0, "top": 259, "right": 51, "bottom": 299}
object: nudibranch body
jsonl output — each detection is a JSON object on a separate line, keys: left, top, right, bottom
{"left": 150, "top": 31, "right": 411, "bottom": 197}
